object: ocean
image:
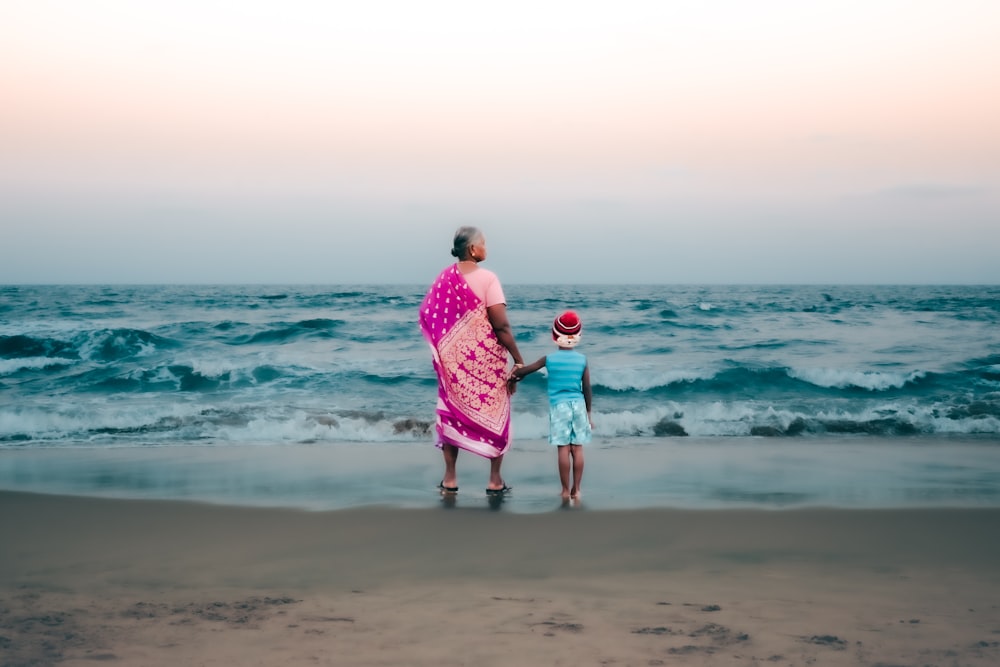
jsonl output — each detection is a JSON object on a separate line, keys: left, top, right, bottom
{"left": 2, "top": 283, "right": 999, "bottom": 511}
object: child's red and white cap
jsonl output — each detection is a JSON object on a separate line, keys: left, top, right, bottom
{"left": 552, "top": 310, "right": 582, "bottom": 347}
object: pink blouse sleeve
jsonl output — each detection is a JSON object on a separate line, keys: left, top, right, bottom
{"left": 461, "top": 267, "right": 506, "bottom": 307}
{"left": 484, "top": 272, "right": 506, "bottom": 308}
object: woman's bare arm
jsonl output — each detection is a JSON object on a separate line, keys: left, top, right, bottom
{"left": 486, "top": 303, "right": 524, "bottom": 366}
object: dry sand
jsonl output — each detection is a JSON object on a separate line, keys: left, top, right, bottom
{"left": 2, "top": 490, "right": 999, "bottom": 666}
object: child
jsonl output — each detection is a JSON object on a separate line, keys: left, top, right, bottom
{"left": 511, "top": 310, "right": 593, "bottom": 499}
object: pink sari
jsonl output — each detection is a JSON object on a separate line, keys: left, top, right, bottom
{"left": 419, "top": 265, "right": 512, "bottom": 458}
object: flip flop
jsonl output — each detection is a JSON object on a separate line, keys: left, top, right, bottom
{"left": 438, "top": 481, "right": 459, "bottom": 494}
{"left": 485, "top": 484, "right": 512, "bottom": 496}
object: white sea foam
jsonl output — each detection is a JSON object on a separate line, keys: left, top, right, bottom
{"left": 930, "top": 414, "right": 1000, "bottom": 434}
{"left": 0, "top": 401, "right": 205, "bottom": 442}
{"left": 75, "top": 329, "right": 159, "bottom": 360}
{"left": 131, "top": 365, "right": 180, "bottom": 384}
{"left": 789, "top": 367, "right": 923, "bottom": 391}
{"left": 185, "top": 356, "right": 266, "bottom": 380}
{"left": 0, "top": 357, "right": 74, "bottom": 376}
{"left": 4, "top": 398, "right": 1000, "bottom": 445}
{"left": 595, "top": 367, "right": 711, "bottom": 392}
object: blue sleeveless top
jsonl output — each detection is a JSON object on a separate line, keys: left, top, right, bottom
{"left": 546, "top": 349, "right": 587, "bottom": 406}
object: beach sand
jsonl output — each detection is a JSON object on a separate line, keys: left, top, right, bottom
{"left": 2, "top": 490, "right": 999, "bottom": 666}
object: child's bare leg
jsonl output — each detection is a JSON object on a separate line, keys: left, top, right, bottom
{"left": 557, "top": 445, "right": 571, "bottom": 498}
{"left": 569, "top": 444, "right": 584, "bottom": 498}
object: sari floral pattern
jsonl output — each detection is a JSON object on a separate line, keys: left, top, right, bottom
{"left": 420, "top": 266, "right": 511, "bottom": 458}
{"left": 437, "top": 305, "right": 509, "bottom": 434}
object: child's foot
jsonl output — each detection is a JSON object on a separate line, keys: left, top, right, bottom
{"left": 560, "top": 489, "right": 571, "bottom": 499}
{"left": 570, "top": 488, "right": 581, "bottom": 499}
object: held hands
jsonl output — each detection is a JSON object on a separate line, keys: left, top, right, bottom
{"left": 506, "top": 363, "right": 524, "bottom": 395}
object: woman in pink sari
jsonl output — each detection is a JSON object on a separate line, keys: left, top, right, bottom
{"left": 420, "top": 227, "right": 525, "bottom": 496}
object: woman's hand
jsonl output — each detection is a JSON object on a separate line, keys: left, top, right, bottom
{"left": 506, "top": 364, "right": 523, "bottom": 395}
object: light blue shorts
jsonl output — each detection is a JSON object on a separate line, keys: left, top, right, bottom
{"left": 548, "top": 398, "right": 592, "bottom": 446}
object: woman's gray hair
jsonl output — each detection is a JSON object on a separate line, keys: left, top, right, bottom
{"left": 450, "top": 226, "right": 484, "bottom": 259}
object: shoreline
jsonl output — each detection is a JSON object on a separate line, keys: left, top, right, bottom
{"left": 3, "top": 436, "right": 1000, "bottom": 514}
{"left": 3, "top": 491, "right": 1000, "bottom": 665}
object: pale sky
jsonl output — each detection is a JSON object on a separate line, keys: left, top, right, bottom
{"left": 2, "top": 0, "right": 998, "bottom": 284}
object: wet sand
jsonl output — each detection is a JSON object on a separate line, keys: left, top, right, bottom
{"left": 2, "top": 490, "right": 1000, "bottom": 666}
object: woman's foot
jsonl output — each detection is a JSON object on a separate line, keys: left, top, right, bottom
{"left": 438, "top": 481, "right": 458, "bottom": 494}
{"left": 485, "top": 481, "right": 512, "bottom": 495}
